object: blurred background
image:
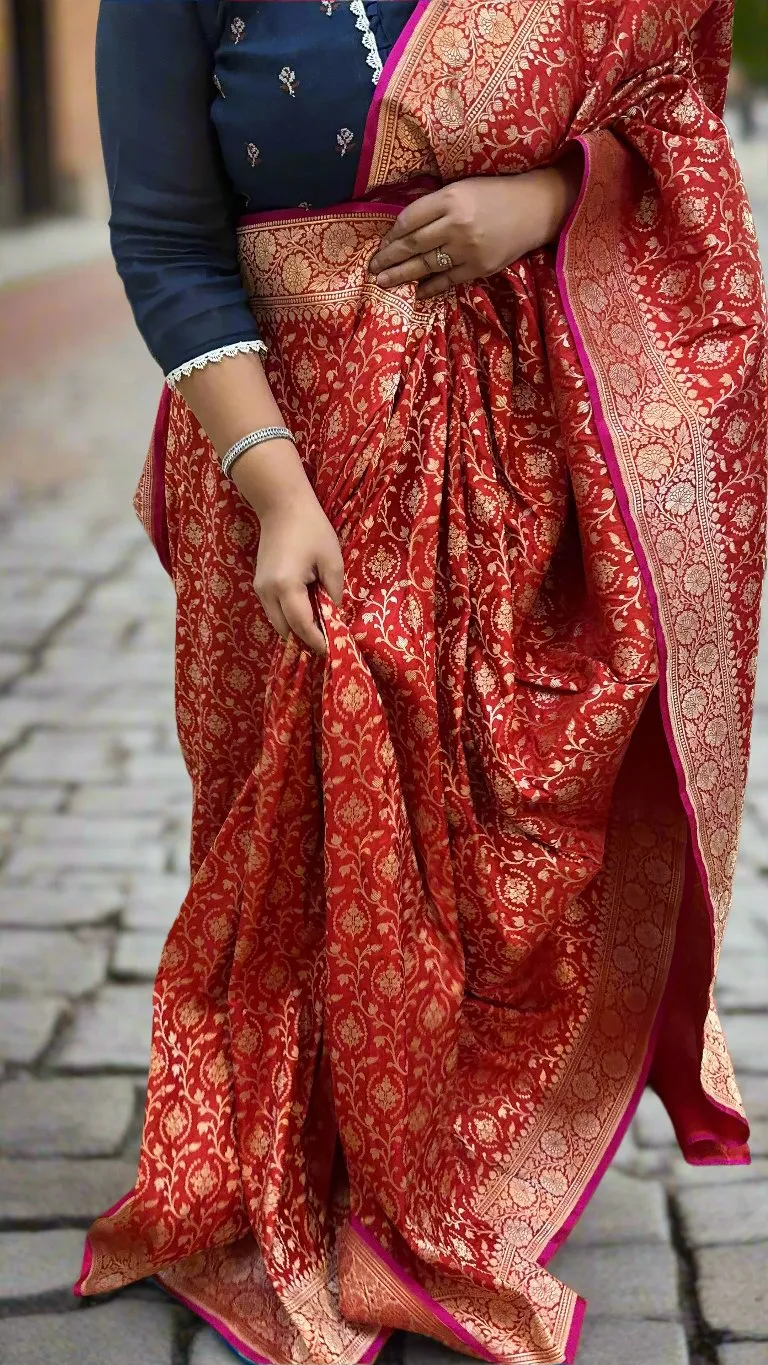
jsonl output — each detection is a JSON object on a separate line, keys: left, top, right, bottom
{"left": 0, "top": 5, "right": 766, "bottom": 1365}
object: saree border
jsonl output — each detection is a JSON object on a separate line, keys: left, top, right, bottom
{"left": 354, "top": 0, "right": 435, "bottom": 196}
{"left": 554, "top": 129, "right": 749, "bottom": 1124}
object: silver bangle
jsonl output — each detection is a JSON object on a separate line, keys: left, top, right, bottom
{"left": 220, "top": 426, "right": 295, "bottom": 478}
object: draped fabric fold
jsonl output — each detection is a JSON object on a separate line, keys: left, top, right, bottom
{"left": 77, "top": 3, "right": 767, "bottom": 1362}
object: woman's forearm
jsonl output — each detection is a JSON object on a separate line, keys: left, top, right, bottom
{"left": 177, "top": 352, "right": 314, "bottom": 518}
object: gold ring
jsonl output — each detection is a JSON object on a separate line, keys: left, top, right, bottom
{"left": 434, "top": 249, "right": 454, "bottom": 272}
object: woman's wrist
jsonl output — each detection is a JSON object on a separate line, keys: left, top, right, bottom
{"left": 230, "top": 439, "right": 312, "bottom": 520}
{"left": 536, "top": 146, "right": 584, "bottom": 244}
{"left": 176, "top": 349, "right": 316, "bottom": 518}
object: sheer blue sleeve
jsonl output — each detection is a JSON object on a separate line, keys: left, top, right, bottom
{"left": 96, "top": 0, "right": 264, "bottom": 383}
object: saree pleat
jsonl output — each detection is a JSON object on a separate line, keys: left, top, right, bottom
{"left": 78, "top": 3, "right": 767, "bottom": 1362}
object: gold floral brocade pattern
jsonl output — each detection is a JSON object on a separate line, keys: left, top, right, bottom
{"left": 85, "top": 3, "right": 766, "bottom": 1363}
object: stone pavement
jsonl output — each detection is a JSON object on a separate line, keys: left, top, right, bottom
{"left": 0, "top": 121, "right": 767, "bottom": 1365}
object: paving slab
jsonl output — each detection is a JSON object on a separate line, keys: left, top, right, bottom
{"left": 671, "top": 1156, "right": 768, "bottom": 1186}
{"left": 0, "top": 881, "right": 123, "bottom": 927}
{"left": 633, "top": 1089, "right": 677, "bottom": 1148}
{"left": 54, "top": 983, "right": 154, "bottom": 1072}
{"left": 0, "top": 652, "right": 27, "bottom": 688}
{"left": 0, "top": 929, "right": 111, "bottom": 996}
{"left": 566, "top": 1170, "right": 670, "bottom": 1247}
{"left": 71, "top": 783, "right": 191, "bottom": 816}
{"left": 1, "top": 730, "right": 123, "bottom": 785}
{"left": 0, "top": 785, "right": 67, "bottom": 812}
{"left": 0, "top": 1300, "right": 175, "bottom": 1364}
{"left": 0, "top": 1076, "right": 136, "bottom": 1156}
{"left": 0, "top": 1228, "right": 87, "bottom": 1298}
{"left": 4, "top": 837, "right": 166, "bottom": 876}
{"left": 575, "top": 1319, "right": 689, "bottom": 1365}
{"left": 720, "top": 1015, "right": 768, "bottom": 1074}
{"left": 696, "top": 1244, "right": 768, "bottom": 1337}
{"left": 548, "top": 1244, "right": 680, "bottom": 1319}
{"left": 716, "top": 951, "right": 768, "bottom": 1010}
{"left": 720, "top": 1346, "right": 768, "bottom": 1365}
{"left": 112, "top": 931, "right": 166, "bottom": 980}
{"left": 739, "top": 1074, "right": 768, "bottom": 1119}
{"left": 123, "top": 875, "right": 190, "bottom": 931}
{"left": 677, "top": 1182, "right": 768, "bottom": 1246}
{"left": 0, "top": 996, "right": 65, "bottom": 1063}
{"left": 190, "top": 1329, "right": 250, "bottom": 1364}
{"left": 0, "top": 1158, "right": 136, "bottom": 1222}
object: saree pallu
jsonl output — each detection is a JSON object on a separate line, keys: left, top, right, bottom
{"left": 77, "top": 3, "right": 768, "bottom": 1362}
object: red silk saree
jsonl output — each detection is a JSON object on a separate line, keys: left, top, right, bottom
{"left": 77, "top": 3, "right": 768, "bottom": 1362}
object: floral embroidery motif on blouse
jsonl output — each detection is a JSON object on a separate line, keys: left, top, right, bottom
{"left": 321, "top": 0, "right": 339, "bottom": 13}
{"left": 213, "top": 74, "right": 226, "bottom": 99}
{"left": 279, "top": 66, "right": 299, "bottom": 98}
{"left": 247, "top": 142, "right": 261, "bottom": 168}
{"left": 337, "top": 128, "right": 355, "bottom": 157}
{"left": 230, "top": 16, "right": 245, "bottom": 44}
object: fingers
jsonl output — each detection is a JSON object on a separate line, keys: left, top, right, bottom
{"left": 369, "top": 216, "right": 452, "bottom": 278}
{"left": 416, "top": 263, "right": 476, "bottom": 299}
{"left": 373, "top": 188, "right": 452, "bottom": 256}
{"left": 317, "top": 548, "right": 345, "bottom": 606}
{"left": 375, "top": 252, "right": 456, "bottom": 290}
{"left": 256, "top": 580, "right": 327, "bottom": 657}
{"left": 281, "top": 585, "right": 328, "bottom": 657}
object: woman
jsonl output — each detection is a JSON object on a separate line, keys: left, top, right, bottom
{"left": 77, "top": 3, "right": 767, "bottom": 1362}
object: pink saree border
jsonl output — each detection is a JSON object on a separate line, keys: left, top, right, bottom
{"left": 349, "top": 1217, "right": 499, "bottom": 1363}
{"left": 238, "top": 178, "right": 441, "bottom": 230}
{"left": 154, "top": 1277, "right": 272, "bottom": 1364}
{"left": 150, "top": 383, "right": 173, "bottom": 578}
{"left": 74, "top": 1191, "right": 134, "bottom": 1295}
{"left": 349, "top": 1218, "right": 587, "bottom": 1365}
{"left": 354, "top": 0, "right": 433, "bottom": 197}
{"left": 555, "top": 135, "right": 715, "bottom": 962}
{"left": 553, "top": 133, "right": 748, "bottom": 1143}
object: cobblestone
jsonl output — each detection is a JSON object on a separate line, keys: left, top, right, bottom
{"left": 719, "top": 1015, "right": 768, "bottom": 1074}
{"left": 0, "top": 1159, "right": 136, "bottom": 1222}
{"left": 0, "top": 880, "right": 123, "bottom": 927}
{"left": 0, "top": 1077, "right": 136, "bottom": 1155}
{"left": 547, "top": 1244, "right": 681, "bottom": 1319}
{"left": 716, "top": 952, "right": 768, "bottom": 1010}
{"left": 0, "top": 784, "right": 68, "bottom": 812}
{"left": 0, "top": 1228, "right": 88, "bottom": 1298}
{"left": 0, "top": 729, "right": 124, "bottom": 785}
{"left": 54, "top": 983, "right": 154, "bottom": 1071}
{"left": 633, "top": 1089, "right": 677, "bottom": 1148}
{"left": 190, "top": 1330, "right": 241, "bottom": 1365}
{"left": 565, "top": 1170, "right": 670, "bottom": 1246}
{"left": 696, "top": 1245, "right": 768, "bottom": 1337}
{"left": 112, "top": 930, "right": 166, "bottom": 980}
{"left": 576, "top": 1320, "right": 689, "bottom": 1365}
{"left": 720, "top": 1346, "right": 768, "bottom": 1365}
{"left": 0, "top": 997, "right": 65, "bottom": 1063}
{"left": 0, "top": 1302, "right": 176, "bottom": 1364}
{"left": 123, "top": 874, "right": 191, "bottom": 932}
{"left": 0, "top": 929, "right": 111, "bottom": 996}
{"left": 677, "top": 1182, "right": 768, "bottom": 1246}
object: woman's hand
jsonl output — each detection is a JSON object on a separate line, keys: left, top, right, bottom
{"left": 178, "top": 351, "right": 343, "bottom": 658}
{"left": 233, "top": 447, "right": 344, "bottom": 658}
{"left": 368, "top": 151, "right": 583, "bottom": 299}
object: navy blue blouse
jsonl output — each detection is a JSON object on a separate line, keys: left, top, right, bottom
{"left": 96, "top": 1, "right": 416, "bottom": 382}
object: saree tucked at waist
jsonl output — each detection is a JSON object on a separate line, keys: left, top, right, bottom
{"left": 77, "top": 3, "right": 767, "bottom": 1362}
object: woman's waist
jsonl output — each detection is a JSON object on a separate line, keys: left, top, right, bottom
{"left": 236, "top": 178, "right": 441, "bottom": 309}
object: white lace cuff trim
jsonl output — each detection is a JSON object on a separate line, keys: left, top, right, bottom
{"left": 350, "top": 1, "right": 384, "bottom": 86}
{"left": 165, "top": 340, "right": 267, "bottom": 390}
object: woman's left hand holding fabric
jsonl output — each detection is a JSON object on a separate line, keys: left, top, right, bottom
{"left": 368, "top": 150, "right": 584, "bottom": 298}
